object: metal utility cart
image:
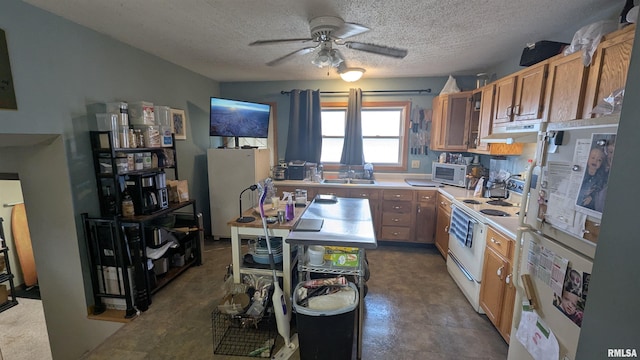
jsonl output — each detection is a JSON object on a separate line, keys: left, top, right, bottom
{"left": 286, "top": 197, "right": 377, "bottom": 360}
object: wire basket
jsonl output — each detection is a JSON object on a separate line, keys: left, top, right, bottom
{"left": 212, "top": 308, "right": 276, "bottom": 358}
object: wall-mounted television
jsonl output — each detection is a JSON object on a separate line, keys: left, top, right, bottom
{"left": 209, "top": 97, "right": 271, "bottom": 147}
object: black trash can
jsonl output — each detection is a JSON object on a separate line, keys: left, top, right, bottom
{"left": 293, "top": 281, "right": 358, "bottom": 360}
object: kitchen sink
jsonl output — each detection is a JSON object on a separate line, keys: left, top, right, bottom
{"left": 322, "top": 179, "right": 376, "bottom": 185}
{"left": 349, "top": 179, "right": 376, "bottom": 184}
{"left": 322, "top": 179, "right": 349, "bottom": 184}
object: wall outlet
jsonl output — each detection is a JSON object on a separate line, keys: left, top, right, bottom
{"left": 411, "top": 160, "right": 420, "bottom": 168}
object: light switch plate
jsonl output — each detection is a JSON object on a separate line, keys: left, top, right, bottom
{"left": 411, "top": 160, "right": 420, "bottom": 168}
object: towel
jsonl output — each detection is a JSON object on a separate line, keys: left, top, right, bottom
{"left": 451, "top": 207, "right": 475, "bottom": 248}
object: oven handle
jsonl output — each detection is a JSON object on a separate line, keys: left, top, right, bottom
{"left": 448, "top": 251, "right": 475, "bottom": 282}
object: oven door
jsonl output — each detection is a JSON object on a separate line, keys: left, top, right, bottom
{"left": 447, "top": 206, "right": 487, "bottom": 281}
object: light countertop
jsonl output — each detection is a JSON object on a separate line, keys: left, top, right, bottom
{"left": 275, "top": 174, "right": 521, "bottom": 239}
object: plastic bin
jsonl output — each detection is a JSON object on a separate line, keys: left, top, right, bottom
{"left": 293, "top": 281, "right": 358, "bottom": 360}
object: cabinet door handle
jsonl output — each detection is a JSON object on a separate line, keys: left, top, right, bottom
{"left": 506, "top": 273, "right": 512, "bottom": 284}
{"left": 394, "top": 194, "right": 401, "bottom": 198}
{"left": 393, "top": 218, "right": 400, "bottom": 222}
{"left": 506, "top": 105, "right": 512, "bottom": 116}
{"left": 417, "top": 205, "right": 421, "bottom": 214}
{"left": 393, "top": 205, "right": 401, "bottom": 210}
{"left": 445, "top": 225, "right": 449, "bottom": 233}
{"left": 358, "top": 193, "right": 368, "bottom": 197}
{"left": 490, "top": 237, "right": 501, "bottom": 246}
{"left": 514, "top": 104, "right": 521, "bottom": 115}
{"left": 497, "top": 265, "right": 504, "bottom": 278}
{"left": 392, "top": 232, "right": 400, "bottom": 236}
{"left": 421, "top": 196, "right": 431, "bottom": 201}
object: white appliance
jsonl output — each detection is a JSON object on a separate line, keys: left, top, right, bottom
{"left": 447, "top": 204, "right": 487, "bottom": 313}
{"left": 207, "top": 148, "right": 271, "bottom": 238}
{"left": 432, "top": 162, "right": 469, "bottom": 187}
{"left": 508, "top": 117, "right": 619, "bottom": 360}
{"left": 447, "top": 178, "right": 523, "bottom": 313}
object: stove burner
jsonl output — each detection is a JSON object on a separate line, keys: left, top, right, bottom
{"left": 480, "top": 209, "right": 511, "bottom": 217}
{"left": 463, "top": 199, "right": 482, "bottom": 204}
{"left": 486, "top": 200, "right": 513, "bottom": 207}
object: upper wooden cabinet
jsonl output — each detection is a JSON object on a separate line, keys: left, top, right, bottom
{"left": 468, "top": 84, "right": 524, "bottom": 156}
{"left": 474, "top": 85, "right": 494, "bottom": 153}
{"left": 430, "top": 91, "right": 473, "bottom": 151}
{"left": 582, "top": 24, "right": 635, "bottom": 119}
{"left": 492, "top": 62, "right": 547, "bottom": 129}
{"left": 543, "top": 50, "right": 589, "bottom": 123}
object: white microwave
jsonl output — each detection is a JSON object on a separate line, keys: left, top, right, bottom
{"left": 432, "top": 163, "right": 469, "bottom": 187}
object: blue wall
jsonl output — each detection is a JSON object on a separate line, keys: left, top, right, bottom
{"left": 0, "top": 1, "right": 218, "bottom": 358}
{"left": 220, "top": 76, "right": 476, "bottom": 173}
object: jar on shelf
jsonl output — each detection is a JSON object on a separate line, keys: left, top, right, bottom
{"left": 128, "top": 128, "right": 137, "bottom": 148}
{"left": 121, "top": 191, "right": 135, "bottom": 217}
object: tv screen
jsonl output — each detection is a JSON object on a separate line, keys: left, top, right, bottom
{"left": 209, "top": 97, "right": 271, "bottom": 138}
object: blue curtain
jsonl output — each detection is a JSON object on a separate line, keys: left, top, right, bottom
{"left": 284, "top": 89, "right": 322, "bottom": 163}
{"left": 340, "top": 88, "right": 364, "bottom": 165}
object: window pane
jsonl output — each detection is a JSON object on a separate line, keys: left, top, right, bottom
{"left": 362, "top": 110, "right": 402, "bottom": 136}
{"left": 363, "top": 138, "right": 400, "bottom": 163}
{"left": 321, "top": 110, "right": 345, "bottom": 136}
{"left": 321, "top": 138, "right": 344, "bottom": 163}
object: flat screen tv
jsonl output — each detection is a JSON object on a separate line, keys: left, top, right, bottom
{"left": 209, "top": 97, "right": 271, "bottom": 146}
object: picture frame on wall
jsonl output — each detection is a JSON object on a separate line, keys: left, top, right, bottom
{"left": 170, "top": 108, "right": 187, "bottom": 140}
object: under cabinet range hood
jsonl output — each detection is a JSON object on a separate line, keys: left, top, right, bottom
{"left": 480, "top": 122, "right": 547, "bottom": 144}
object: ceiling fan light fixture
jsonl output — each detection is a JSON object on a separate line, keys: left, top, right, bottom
{"left": 312, "top": 48, "right": 331, "bottom": 67}
{"left": 339, "top": 67, "right": 365, "bottom": 82}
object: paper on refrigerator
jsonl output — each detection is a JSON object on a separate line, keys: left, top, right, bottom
{"left": 516, "top": 309, "right": 560, "bottom": 360}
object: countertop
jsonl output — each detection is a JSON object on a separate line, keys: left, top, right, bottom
{"left": 275, "top": 174, "right": 521, "bottom": 239}
{"left": 285, "top": 197, "right": 377, "bottom": 249}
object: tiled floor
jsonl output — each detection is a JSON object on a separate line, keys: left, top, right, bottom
{"left": 81, "top": 239, "right": 508, "bottom": 359}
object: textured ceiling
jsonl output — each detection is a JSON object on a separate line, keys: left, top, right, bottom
{"left": 24, "top": 0, "right": 620, "bottom": 82}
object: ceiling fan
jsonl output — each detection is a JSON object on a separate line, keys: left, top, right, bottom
{"left": 249, "top": 16, "right": 408, "bottom": 67}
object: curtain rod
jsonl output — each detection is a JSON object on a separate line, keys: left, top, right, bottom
{"left": 280, "top": 89, "right": 432, "bottom": 95}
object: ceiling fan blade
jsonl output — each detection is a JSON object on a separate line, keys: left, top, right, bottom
{"left": 344, "top": 41, "right": 408, "bottom": 58}
{"left": 332, "top": 22, "right": 369, "bottom": 39}
{"left": 266, "top": 46, "right": 318, "bottom": 66}
{"left": 250, "top": 38, "right": 313, "bottom": 46}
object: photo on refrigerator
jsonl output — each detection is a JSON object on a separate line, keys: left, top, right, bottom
{"left": 552, "top": 266, "right": 591, "bottom": 327}
{"left": 575, "top": 133, "right": 617, "bottom": 216}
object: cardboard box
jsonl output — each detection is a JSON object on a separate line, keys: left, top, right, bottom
{"left": 329, "top": 253, "right": 359, "bottom": 267}
{"left": 96, "top": 265, "right": 135, "bottom": 295}
{"left": 0, "top": 285, "right": 8, "bottom": 304}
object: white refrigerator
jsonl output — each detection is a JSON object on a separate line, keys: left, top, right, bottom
{"left": 508, "top": 116, "right": 619, "bottom": 360}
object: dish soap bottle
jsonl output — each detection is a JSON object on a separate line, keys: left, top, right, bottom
{"left": 284, "top": 192, "right": 294, "bottom": 221}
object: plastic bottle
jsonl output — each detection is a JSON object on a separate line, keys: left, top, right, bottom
{"left": 284, "top": 192, "right": 294, "bottom": 221}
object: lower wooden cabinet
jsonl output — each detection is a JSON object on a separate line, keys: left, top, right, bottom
{"left": 348, "top": 188, "right": 382, "bottom": 239}
{"left": 381, "top": 189, "right": 414, "bottom": 243}
{"left": 275, "top": 184, "right": 438, "bottom": 244}
{"left": 479, "top": 226, "right": 515, "bottom": 343}
{"left": 434, "top": 193, "right": 452, "bottom": 258}
{"left": 414, "top": 190, "right": 436, "bottom": 244}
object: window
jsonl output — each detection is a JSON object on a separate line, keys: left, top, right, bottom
{"left": 320, "top": 101, "right": 410, "bottom": 171}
